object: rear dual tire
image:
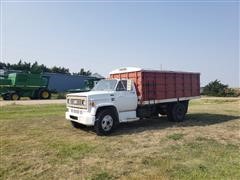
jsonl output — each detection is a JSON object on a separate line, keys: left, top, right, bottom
{"left": 167, "top": 102, "right": 188, "bottom": 122}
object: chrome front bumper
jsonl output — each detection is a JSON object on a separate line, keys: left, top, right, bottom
{"left": 65, "top": 108, "right": 95, "bottom": 126}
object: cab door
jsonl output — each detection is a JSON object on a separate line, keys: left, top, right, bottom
{"left": 114, "top": 80, "right": 138, "bottom": 113}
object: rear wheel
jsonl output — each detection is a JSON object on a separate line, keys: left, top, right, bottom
{"left": 167, "top": 102, "right": 186, "bottom": 122}
{"left": 94, "top": 109, "right": 117, "bottom": 136}
{"left": 182, "top": 100, "right": 189, "bottom": 114}
{"left": 159, "top": 108, "right": 167, "bottom": 116}
{"left": 11, "top": 93, "right": 20, "bottom": 101}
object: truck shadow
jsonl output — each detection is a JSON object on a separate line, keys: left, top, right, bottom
{"left": 110, "top": 113, "right": 239, "bottom": 136}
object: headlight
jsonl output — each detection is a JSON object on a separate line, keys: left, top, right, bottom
{"left": 66, "top": 96, "right": 87, "bottom": 109}
{"left": 73, "top": 100, "right": 78, "bottom": 104}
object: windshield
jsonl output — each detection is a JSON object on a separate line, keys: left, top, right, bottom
{"left": 92, "top": 79, "right": 117, "bottom": 91}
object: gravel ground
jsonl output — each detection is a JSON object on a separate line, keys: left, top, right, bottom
{"left": 0, "top": 99, "right": 66, "bottom": 106}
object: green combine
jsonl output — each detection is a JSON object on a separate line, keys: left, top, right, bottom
{"left": 0, "top": 72, "right": 51, "bottom": 100}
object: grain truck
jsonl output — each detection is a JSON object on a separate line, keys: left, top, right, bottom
{"left": 66, "top": 67, "right": 200, "bottom": 135}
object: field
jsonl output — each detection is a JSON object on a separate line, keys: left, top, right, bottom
{"left": 0, "top": 98, "right": 240, "bottom": 179}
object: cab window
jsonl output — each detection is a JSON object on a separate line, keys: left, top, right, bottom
{"left": 116, "top": 80, "right": 127, "bottom": 91}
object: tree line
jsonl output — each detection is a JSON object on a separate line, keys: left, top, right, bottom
{"left": 0, "top": 60, "right": 92, "bottom": 76}
{"left": 202, "top": 80, "right": 239, "bottom": 97}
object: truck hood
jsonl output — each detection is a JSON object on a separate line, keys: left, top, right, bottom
{"left": 67, "top": 91, "right": 114, "bottom": 99}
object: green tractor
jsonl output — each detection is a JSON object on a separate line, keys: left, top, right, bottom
{"left": 0, "top": 72, "right": 51, "bottom": 100}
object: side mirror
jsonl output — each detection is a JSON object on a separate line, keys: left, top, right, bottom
{"left": 127, "top": 80, "right": 132, "bottom": 91}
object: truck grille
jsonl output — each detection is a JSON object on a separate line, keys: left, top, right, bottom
{"left": 67, "top": 96, "right": 87, "bottom": 109}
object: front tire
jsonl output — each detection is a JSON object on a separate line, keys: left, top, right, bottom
{"left": 94, "top": 109, "right": 117, "bottom": 136}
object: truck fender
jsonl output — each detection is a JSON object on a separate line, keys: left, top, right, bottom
{"left": 92, "top": 104, "right": 119, "bottom": 122}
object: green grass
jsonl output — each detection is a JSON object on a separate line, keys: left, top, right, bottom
{"left": 141, "top": 139, "right": 240, "bottom": 179}
{"left": 0, "top": 99, "right": 240, "bottom": 179}
{"left": 167, "top": 133, "right": 185, "bottom": 141}
{"left": 90, "top": 171, "right": 114, "bottom": 180}
{"left": 168, "top": 139, "right": 239, "bottom": 179}
{"left": 0, "top": 104, "right": 66, "bottom": 120}
{"left": 190, "top": 98, "right": 240, "bottom": 106}
{"left": 49, "top": 141, "right": 94, "bottom": 160}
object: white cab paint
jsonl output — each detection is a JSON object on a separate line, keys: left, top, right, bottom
{"left": 109, "top": 67, "right": 142, "bottom": 75}
{"left": 66, "top": 79, "right": 138, "bottom": 125}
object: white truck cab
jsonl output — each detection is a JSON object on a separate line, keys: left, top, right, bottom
{"left": 66, "top": 79, "right": 139, "bottom": 135}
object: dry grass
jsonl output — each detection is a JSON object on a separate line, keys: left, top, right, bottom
{"left": 0, "top": 98, "right": 240, "bottom": 179}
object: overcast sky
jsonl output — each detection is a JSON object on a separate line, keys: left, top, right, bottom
{"left": 1, "top": 1, "right": 239, "bottom": 87}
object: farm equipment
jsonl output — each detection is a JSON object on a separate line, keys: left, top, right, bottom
{"left": 0, "top": 72, "right": 51, "bottom": 100}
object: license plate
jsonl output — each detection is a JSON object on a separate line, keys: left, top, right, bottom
{"left": 70, "top": 109, "right": 82, "bottom": 114}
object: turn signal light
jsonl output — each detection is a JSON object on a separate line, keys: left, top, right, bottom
{"left": 89, "top": 101, "right": 95, "bottom": 107}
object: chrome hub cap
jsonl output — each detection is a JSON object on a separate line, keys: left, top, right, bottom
{"left": 101, "top": 115, "right": 113, "bottom": 131}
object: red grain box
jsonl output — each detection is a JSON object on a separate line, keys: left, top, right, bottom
{"left": 110, "top": 68, "right": 200, "bottom": 103}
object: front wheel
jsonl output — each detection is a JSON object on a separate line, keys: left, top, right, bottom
{"left": 94, "top": 109, "right": 117, "bottom": 136}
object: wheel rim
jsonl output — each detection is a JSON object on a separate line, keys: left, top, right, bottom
{"left": 12, "top": 94, "right": 19, "bottom": 100}
{"left": 42, "top": 91, "right": 49, "bottom": 99}
{"left": 101, "top": 115, "right": 113, "bottom": 131}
